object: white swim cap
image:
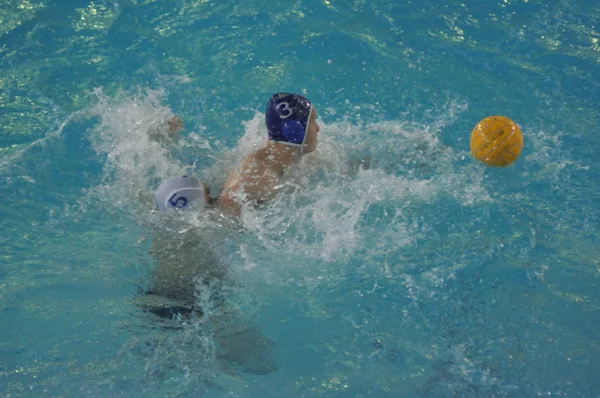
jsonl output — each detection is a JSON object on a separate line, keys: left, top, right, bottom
{"left": 155, "top": 176, "right": 207, "bottom": 212}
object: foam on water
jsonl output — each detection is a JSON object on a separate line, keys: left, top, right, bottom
{"left": 215, "top": 98, "right": 493, "bottom": 292}
{"left": 87, "top": 89, "right": 187, "bottom": 212}
{"left": 1, "top": 0, "right": 598, "bottom": 394}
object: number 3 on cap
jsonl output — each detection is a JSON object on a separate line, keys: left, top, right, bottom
{"left": 276, "top": 102, "right": 293, "bottom": 119}
{"left": 168, "top": 193, "right": 187, "bottom": 208}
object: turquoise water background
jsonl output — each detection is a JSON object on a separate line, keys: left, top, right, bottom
{"left": 1, "top": 0, "right": 599, "bottom": 397}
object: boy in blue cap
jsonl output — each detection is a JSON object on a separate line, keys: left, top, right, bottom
{"left": 145, "top": 92, "right": 321, "bottom": 319}
{"left": 219, "top": 92, "right": 321, "bottom": 215}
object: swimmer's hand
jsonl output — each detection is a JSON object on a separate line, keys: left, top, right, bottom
{"left": 148, "top": 115, "right": 183, "bottom": 145}
{"left": 167, "top": 116, "right": 183, "bottom": 134}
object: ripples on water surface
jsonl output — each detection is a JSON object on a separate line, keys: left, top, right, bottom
{"left": 1, "top": 0, "right": 599, "bottom": 397}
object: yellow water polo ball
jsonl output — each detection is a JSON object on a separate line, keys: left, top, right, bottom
{"left": 470, "top": 116, "right": 523, "bottom": 167}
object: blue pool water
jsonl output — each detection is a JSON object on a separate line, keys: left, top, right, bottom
{"left": 1, "top": 0, "right": 599, "bottom": 396}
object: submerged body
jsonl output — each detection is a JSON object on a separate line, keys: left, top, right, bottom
{"left": 137, "top": 116, "right": 280, "bottom": 375}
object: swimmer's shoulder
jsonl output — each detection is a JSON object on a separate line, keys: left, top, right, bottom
{"left": 220, "top": 149, "right": 282, "bottom": 213}
{"left": 219, "top": 151, "right": 258, "bottom": 214}
{"left": 222, "top": 151, "right": 258, "bottom": 190}
{"left": 228, "top": 150, "right": 274, "bottom": 183}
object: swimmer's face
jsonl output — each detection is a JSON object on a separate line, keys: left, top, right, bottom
{"left": 303, "top": 107, "right": 320, "bottom": 154}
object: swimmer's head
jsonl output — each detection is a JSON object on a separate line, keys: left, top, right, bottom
{"left": 155, "top": 176, "right": 210, "bottom": 212}
{"left": 265, "top": 93, "right": 320, "bottom": 154}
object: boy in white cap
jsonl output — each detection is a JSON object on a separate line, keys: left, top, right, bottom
{"left": 141, "top": 154, "right": 279, "bottom": 375}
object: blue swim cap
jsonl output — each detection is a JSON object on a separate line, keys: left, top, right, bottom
{"left": 155, "top": 176, "right": 206, "bottom": 212}
{"left": 265, "top": 93, "right": 313, "bottom": 145}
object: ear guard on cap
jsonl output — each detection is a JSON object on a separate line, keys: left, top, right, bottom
{"left": 282, "top": 120, "right": 306, "bottom": 144}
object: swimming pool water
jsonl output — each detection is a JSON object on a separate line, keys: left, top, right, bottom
{"left": 1, "top": 0, "right": 599, "bottom": 397}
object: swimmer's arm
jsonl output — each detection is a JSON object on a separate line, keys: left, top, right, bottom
{"left": 219, "top": 174, "right": 279, "bottom": 215}
{"left": 219, "top": 156, "right": 279, "bottom": 215}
